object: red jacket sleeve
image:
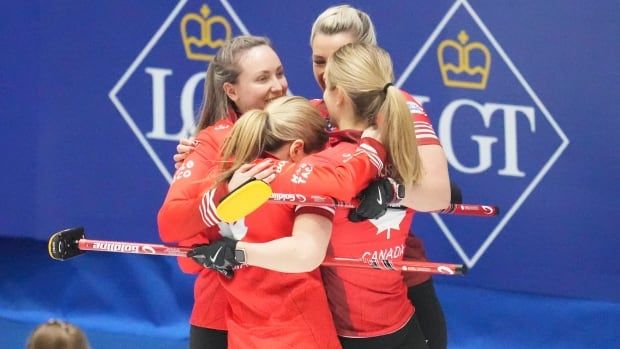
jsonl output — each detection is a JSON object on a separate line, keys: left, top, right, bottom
{"left": 400, "top": 90, "right": 441, "bottom": 147}
{"left": 157, "top": 127, "right": 228, "bottom": 243}
{"left": 277, "top": 137, "right": 386, "bottom": 202}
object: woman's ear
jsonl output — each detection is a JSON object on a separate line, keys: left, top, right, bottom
{"left": 289, "top": 139, "right": 306, "bottom": 162}
{"left": 223, "top": 82, "right": 238, "bottom": 102}
{"left": 334, "top": 86, "right": 346, "bottom": 106}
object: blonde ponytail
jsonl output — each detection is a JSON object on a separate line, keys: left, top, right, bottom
{"left": 326, "top": 43, "right": 422, "bottom": 185}
{"left": 380, "top": 86, "right": 421, "bottom": 184}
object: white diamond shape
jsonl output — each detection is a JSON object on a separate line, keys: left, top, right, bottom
{"left": 108, "top": 0, "right": 252, "bottom": 184}
{"left": 396, "top": 0, "right": 570, "bottom": 269}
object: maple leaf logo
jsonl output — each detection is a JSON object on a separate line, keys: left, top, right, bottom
{"left": 369, "top": 210, "right": 407, "bottom": 239}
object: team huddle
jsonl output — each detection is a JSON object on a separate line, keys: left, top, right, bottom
{"left": 158, "top": 5, "right": 452, "bottom": 349}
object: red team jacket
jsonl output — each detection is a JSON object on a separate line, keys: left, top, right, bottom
{"left": 158, "top": 108, "right": 238, "bottom": 330}
{"left": 216, "top": 136, "right": 386, "bottom": 349}
{"left": 311, "top": 91, "right": 441, "bottom": 337}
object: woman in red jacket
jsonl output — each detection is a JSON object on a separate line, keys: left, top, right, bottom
{"left": 309, "top": 7, "right": 450, "bottom": 349}
{"left": 157, "top": 35, "right": 288, "bottom": 349}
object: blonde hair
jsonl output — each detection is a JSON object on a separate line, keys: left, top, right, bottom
{"left": 215, "top": 96, "right": 328, "bottom": 185}
{"left": 325, "top": 43, "right": 422, "bottom": 185}
{"left": 26, "top": 320, "right": 90, "bottom": 349}
{"left": 310, "top": 5, "right": 377, "bottom": 45}
{"left": 196, "top": 35, "right": 272, "bottom": 132}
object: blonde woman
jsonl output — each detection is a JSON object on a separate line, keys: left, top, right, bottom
{"left": 310, "top": 6, "right": 450, "bottom": 348}
{"left": 310, "top": 43, "right": 428, "bottom": 348}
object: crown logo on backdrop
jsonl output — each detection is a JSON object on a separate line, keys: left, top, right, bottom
{"left": 181, "top": 4, "right": 232, "bottom": 61}
{"left": 437, "top": 30, "right": 491, "bottom": 89}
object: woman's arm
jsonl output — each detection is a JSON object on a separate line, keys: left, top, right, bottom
{"left": 158, "top": 132, "right": 222, "bottom": 243}
{"left": 282, "top": 136, "right": 387, "bottom": 202}
{"left": 398, "top": 92, "right": 451, "bottom": 211}
{"left": 237, "top": 213, "right": 332, "bottom": 273}
{"left": 400, "top": 144, "right": 451, "bottom": 211}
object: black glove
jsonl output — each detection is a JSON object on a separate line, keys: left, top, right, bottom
{"left": 450, "top": 180, "right": 463, "bottom": 204}
{"left": 187, "top": 238, "right": 239, "bottom": 278}
{"left": 348, "top": 177, "right": 401, "bottom": 222}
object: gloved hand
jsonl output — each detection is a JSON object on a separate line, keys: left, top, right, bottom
{"left": 450, "top": 180, "right": 463, "bottom": 204}
{"left": 348, "top": 177, "right": 401, "bottom": 222}
{"left": 187, "top": 238, "right": 239, "bottom": 278}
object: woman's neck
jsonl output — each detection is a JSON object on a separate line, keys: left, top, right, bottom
{"left": 335, "top": 111, "right": 367, "bottom": 131}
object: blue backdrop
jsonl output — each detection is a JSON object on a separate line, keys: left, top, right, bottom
{"left": 1, "top": 0, "right": 619, "bottom": 346}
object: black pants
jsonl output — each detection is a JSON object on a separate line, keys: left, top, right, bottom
{"left": 339, "top": 314, "right": 429, "bottom": 349}
{"left": 189, "top": 325, "right": 227, "bottom": 349}
{"left": 407, "top": 278, "right": 447, "bottom": 349}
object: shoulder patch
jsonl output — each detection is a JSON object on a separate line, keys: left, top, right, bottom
{"left": 407, "top": 101, "right": 427, "bottom": 115}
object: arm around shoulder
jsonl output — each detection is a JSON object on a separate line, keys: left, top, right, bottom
{"left": 236, "top": 212, "right": 332, "bottom": 273}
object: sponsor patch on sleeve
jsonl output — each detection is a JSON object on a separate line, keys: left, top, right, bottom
{"left": 407, "top": 101, "right": 427, "bottom": 116}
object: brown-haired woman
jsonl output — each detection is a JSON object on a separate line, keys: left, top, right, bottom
{"left": 157, "top": 35, "right": 288, "bottom": 349}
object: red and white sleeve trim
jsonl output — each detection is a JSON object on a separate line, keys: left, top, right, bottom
{"left": 199, "top": 184, "right": 228, "bottom": 227}
{"left": 357, "top": 138, "right": 386, "bottom": 172}
{"left": 414, "top": 121, "right": 441, "bottom": 145}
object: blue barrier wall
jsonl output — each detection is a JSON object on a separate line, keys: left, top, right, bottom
{"left": 1, "top": 0, "right": 619, "bottom": 345}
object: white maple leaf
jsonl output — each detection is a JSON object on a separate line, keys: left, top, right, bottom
{"left": 369, "top": 210, "right": 407, "bottom": 239}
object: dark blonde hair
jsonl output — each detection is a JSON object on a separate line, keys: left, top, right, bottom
{"left": 26, "top": 320, "right": 90, "bottom": 349}
{"left": 325, "top": 43, "right": 422, "bottom": 184}
{"left": 196, "top": 35, "right": 272, "bottom": 132}
{"left": 215, "top": 96, "right": 328, "bottom": 185}
{"left": 310, "top": 5, "right": 377, "bottom": 46}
